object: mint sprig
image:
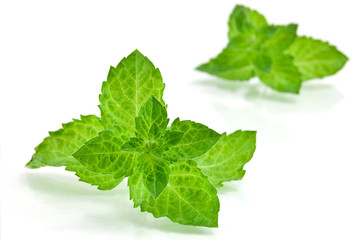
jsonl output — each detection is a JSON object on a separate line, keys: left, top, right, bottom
{"left": 26, "top": 50, "right": 257, "bottom": 227}
{"left": 197, "top": 5, "right": 348, "bottom": 93}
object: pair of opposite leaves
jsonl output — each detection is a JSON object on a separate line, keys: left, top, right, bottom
{"left": 197, "top": 5, "right": 348, "bottom": 93}
{"left": 27, "top": 50, "right": 257, "bottom": 228}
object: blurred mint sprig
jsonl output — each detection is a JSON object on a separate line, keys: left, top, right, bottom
{"left": 197, "top": 5, "right": 348, "bottom": 94}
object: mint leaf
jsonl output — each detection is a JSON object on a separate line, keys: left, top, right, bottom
{"left": 228, "top": 5, "right": 267, "bottom": 41}
{"left": 160, "top": 130, "right": 184, "bottom": 147}
{"left": 128, "top": 160, "right": 220, "bottom": 227}
{"left": 167, "top": 118, "right": 221, "bottom": 159}
{"left": 194, "top": 130, "right": 256, "bottom": 187}
{"left": 253, "top": 54, "right": 302, "bottom": 93}
{"left": 140, "top": 154, "right": 170, "bottom": 198}
{"left": 285, "top": 36, "right": 348, "bottom": 80}
{"left": 135, "top": 95, "right": 169, "bottom": 140}
{"left": 65, "top": 164, "right": 124, "bottom": 190}
{"left": 99, "top": 50, "right": 165, "bottom": 135}
{"left": 197, "top": 4, "right": 348, "bottom": 93}
{"left": 72, "top": 130, "right": 139, "bottom": 179}
{"left": 28, "top": 50, "right": 256, "bottom": 227}
{"left": 26, "top": 115, "right": 125, "bottom": 190}
{"left": 26, "top": 115, "right": 103, "bottom": 168}
{"left": 260, "top": 24, "right": 298, "bottom": 55}
{"left": 121, "top": 137, "right": 147, "bottom": 153}
{"left": 196, "top": 47, "right": 254, "bottom": 80}
{"left": 228, "top": 24, "right": 297, "bottom": 54}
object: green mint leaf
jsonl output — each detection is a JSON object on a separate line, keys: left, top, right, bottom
{"left": 26, "top": 115, "right": 103, "bottom": 168}
{"left": 285, "top": 36, "right": 348, "bottom": 80}
{"left": 65, "top": 164, "right": 124, "bottom": 190}
{"left": 251, "top": 52, "right": 272, "bottom": 72}
{"left": 140, "top": 154, "right": 170, "bottom": 198}
{"left": 167, "top": 118, "right": 221, "bottom": 159}
{"left": 194, "top": 130, "right": 256, "bottom": 187}
{"left": 148, "top": 123, "right": 161, "bottom": 140}
{"left": 121, "top": 137, "right": 147, "bottom": 153}
{"left": 196, "top": 46, "right": 255, "bottom": 81}
{"left": 160, "top": 130, "right": 184, "bottom": 147}
{"left": 228, "top": 5, "right": 267, "bottom": 41}
{"left": 135, "top": 95, "right": 169, "bottom": 140}
{"left": 99, "top": 50, "right": 165, "bottom": 135}
{"left": 253, "top": 54, "right": 302, "bottom": 93}
{"left": 260, "top": 24, "right": 298, "bottom": 55}
{"left": 26, "top": 115, "right": 124, "bottom": 190}
{"left": 228, "top": 24, "right": 297, "bottom": 55}
{"left": 128, "top": 160, "right": 220, "bottom": 227}
{"left": 198, "top": 4, "right": 348, "bottom": 93}
{"left": 72, "top": 130, "right": 139, "bottom": 180}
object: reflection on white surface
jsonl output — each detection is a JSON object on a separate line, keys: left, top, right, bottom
{"left": 194, "top": 78, "right": 343, "bottom": 143}
{"left": 195, "top": 78, "right": 343, "bottom": 113}
{"left": 24, "top": 172, "right": 214, "bottom": 236}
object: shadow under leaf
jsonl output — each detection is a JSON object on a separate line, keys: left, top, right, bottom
{"left": 24, "top": 171, "right": 214, "bottom": 235}
{"left": 194, "top": 78, "right": 343, "bottom": 114}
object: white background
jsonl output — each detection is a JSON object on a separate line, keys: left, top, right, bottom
{"left": 1, "top": 0, "right": 360, "bottom": 239}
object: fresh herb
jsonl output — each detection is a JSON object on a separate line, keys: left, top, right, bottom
{"left": 197, "top": 5, "right": 348, "bottom": 93}
{"left": 26, "top": 50, "right": 256, "bottom": 227}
